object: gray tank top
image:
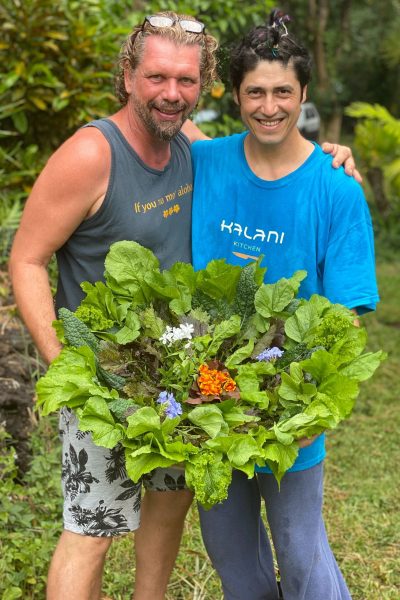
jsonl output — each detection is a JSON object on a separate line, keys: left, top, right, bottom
{"left": 55, "top": 118, "right": 193, "bottom": 311}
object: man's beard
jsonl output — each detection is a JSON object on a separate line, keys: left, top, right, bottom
{"left": 131, "top": 92, "right": 193, "bottom": 141}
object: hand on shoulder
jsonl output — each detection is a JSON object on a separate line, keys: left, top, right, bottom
{"left": 321, "top": 141, "right": 362, "bottom": 184}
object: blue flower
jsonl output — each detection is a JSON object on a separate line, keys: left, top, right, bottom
{"left": 165, "top": 398, "right": 183, "bottom": 419}
{"left": 157, "top": 391, "right": 169, "bottom": 404}
{"left": 157, "top": 391, "right": 182, "bottom": 418}
{"left": 256, "top": 346, "right": 284, "bottom": 362}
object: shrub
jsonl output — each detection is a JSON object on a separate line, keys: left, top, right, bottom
{"left": 0, "top": 0, "right": 134, "bottom": 265}
{"left": 0, "top": 0, "right": 132, "bottom": 151}
{"left": 0, "top": 421, "right": 62, "bottom": 599}
{"left": 0, "top": 142, "right": 44, "bottom": 265}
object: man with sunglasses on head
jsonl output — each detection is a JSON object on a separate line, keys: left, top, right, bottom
{"left": 9, "top": 11, "right": 360, "bottom": 600}
{"left": 10, "top": 12, "right": 216, "bottom": 600}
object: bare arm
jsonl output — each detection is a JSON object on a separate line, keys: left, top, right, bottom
{"left": 9, "top": 128, "right": 110, "bottom": 364}
{"left": 181, "top": 119, "right": 210, "bottom": 143}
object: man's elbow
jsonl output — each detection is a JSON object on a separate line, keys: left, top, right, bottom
{"left": 8, "top": 247, "right": 47, "bottom": 288}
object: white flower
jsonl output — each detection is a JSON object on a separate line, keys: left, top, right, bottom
{"left": 159, "top": 326, "right": 175, "bottom": 346}
{"left": 179, "top": 322, "right": 194, "bottom": 338}
{"left": 159, "top": 323, "right": 194, "bottom": 346}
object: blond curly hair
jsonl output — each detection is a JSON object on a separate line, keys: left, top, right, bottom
{"left": 115, "top": 12, "right": 218, "bottom": 105}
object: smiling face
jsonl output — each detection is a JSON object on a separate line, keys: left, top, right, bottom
{"left": 124, "top": 35, "right": 202, "bottom": 141}
{"left": 234, "top": 59, "right": 306, "bottom": 149}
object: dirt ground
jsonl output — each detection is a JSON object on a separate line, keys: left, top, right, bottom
{"left": 0, "top": 269, "right": 38, "bottom": 475}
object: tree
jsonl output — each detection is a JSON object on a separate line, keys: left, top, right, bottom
{"left": 282, "top": 0, "right": 400, "bottom": 140}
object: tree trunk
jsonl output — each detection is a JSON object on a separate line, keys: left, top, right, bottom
{"left": 307, "top": 0, "right": 352, "bottom": 142}
{"left": 325, "top": 107, "right": 343, "bottom": 143}
{"left": 308, "top": 0, "right": 330, "bottom": 89}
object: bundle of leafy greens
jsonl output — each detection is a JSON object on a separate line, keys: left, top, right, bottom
{"left": 36, "top": 241, "right": 385, "bottom": 508}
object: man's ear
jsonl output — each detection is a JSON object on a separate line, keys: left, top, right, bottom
{"left": 233, "top": 88, "right": 240, "bottom": 105}
{"left": 124, "top": 66, "right": 133, "bottom": 94}
{"left": 301, "top": 85, "right": 308, "bottom": 103}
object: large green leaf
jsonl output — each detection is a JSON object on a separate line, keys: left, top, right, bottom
{"left": 196, "top": 259, "right": 241, "bottom": 301}
{"left": 255, "top": 271, "right": 307, "bottom": 318}
{"left": 77, "top": 396, "right": 125, "bottom": 448}
{"left": 125, "top": 448, "right": 176, "bottom": 483}
{"left": 339, "top": 350, "right": 387, "bottom": 382}
{"left": 169, "top": 262, "right": 197, "bottom": 292}
{"left": 104, "top": 241, "right": 159, "bottom": 301}
{"left": 113, "top": 310, "right": 141, "bottom": 344}
{"left": 318, "top": 374, "right": 359, "bottom": 419}
{"left": 35, "top": 346, "right": 112, "bottom": 415}
{"left": 185, "top": 453, "right": 232, "bottom": 509}
{"left": 285, "top": 303, "right": 321, "bottom": 343}
{"left": 78, "top": 280, "right": 124, "bottom": 324}
{"left": 225, "top": 338, "right": 254, "bottom": 368}
{"left": 145, "top": 270, "right": 180, "bottom": 300}
{"left": 126, "top": 407, "right": 162, "bottom": 438}
{"left": 226, "top": 436, "right": 260, "bottom": 467}
{"left": 300, "top": 349, "right": 338, "bottom": 383}
{"left": 139, "top": 305, "right": 166, "bottom": 339}
{"left": 187, "top": 405, "right": 229, "bottom": 438}
{"left": 208, "top": 314, "right": 241, "bottom": 354}
{"left": 261, "top": 442, "right": 299, "bottom": 484}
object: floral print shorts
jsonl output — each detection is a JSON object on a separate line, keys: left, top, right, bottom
{"left": 59, "top": 408, "right": 187, "bottom": 537}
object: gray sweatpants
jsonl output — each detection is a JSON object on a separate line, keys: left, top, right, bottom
{"left": 198, "top": 464, "right": 351, "bottom": 600}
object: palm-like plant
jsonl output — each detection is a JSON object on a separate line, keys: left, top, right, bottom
{"left": 345, "top": 102, "right": 400, "bottom": 221}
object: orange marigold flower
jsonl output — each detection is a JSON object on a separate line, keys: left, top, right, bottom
{"left": 197, "top": 364, "right": 236, "bottom": 395}
{"left": 223, "top": 379, "right": 236, "bottom": 392}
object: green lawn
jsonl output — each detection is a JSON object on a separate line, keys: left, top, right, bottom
{"left": 1, "top": 257, "right": 399, "bottom": 600}
{"left": 323, "top": 258, "right": 400, "bottom": 600}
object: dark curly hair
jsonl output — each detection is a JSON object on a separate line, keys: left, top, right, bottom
{"left": 229, "top": 9, "right": 312, "bottom": 95}
{"left": 115, "top": 12, "right": 218, "bottom": 105}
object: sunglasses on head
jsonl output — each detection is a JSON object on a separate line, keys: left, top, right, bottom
{"left": 144, "top": 14, "right": 205, "bottom": 34}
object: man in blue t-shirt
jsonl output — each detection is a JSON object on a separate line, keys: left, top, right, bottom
{"left": 191, "top": 11, "right": 378, "bottom": 600}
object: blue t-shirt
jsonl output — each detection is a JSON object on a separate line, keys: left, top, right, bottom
{"left": 191, "top": 132, "right": 379, "bottom": 473}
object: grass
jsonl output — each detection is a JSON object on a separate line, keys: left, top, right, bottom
{"left": 1, "top": 253, "right": 399, "bottom": 600}
{"left": 102, "top": 512, "right": 223, "bottom": 600}
{"left": 323, "top": 258, "right": 400, "bottom": 600}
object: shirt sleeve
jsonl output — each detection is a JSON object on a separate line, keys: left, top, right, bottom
{"left": 321, "top": 181, "right": 380, "bottom": 313}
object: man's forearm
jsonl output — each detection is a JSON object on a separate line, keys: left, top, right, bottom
{"left": 181, "top": 119, "right": 210, "bottom": 143}
{"left": 10, "top": 262, "right": 62, "bottom": 364}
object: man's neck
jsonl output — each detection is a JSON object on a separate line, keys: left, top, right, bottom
{"left": 244, "top": 130, "right": 314, "bottom": 181}
{"left": 110, "top": 106, "right": 172, "bottom": 170}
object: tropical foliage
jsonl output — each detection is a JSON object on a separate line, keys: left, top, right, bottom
{"left": 0, "top": 0, "right": 132, "bottom": 265}
{"left": 0, "top": 0, "right": 132, "bottom": 147}
{"left": 345, "top": 102, "right": 400, "bottom": 225}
